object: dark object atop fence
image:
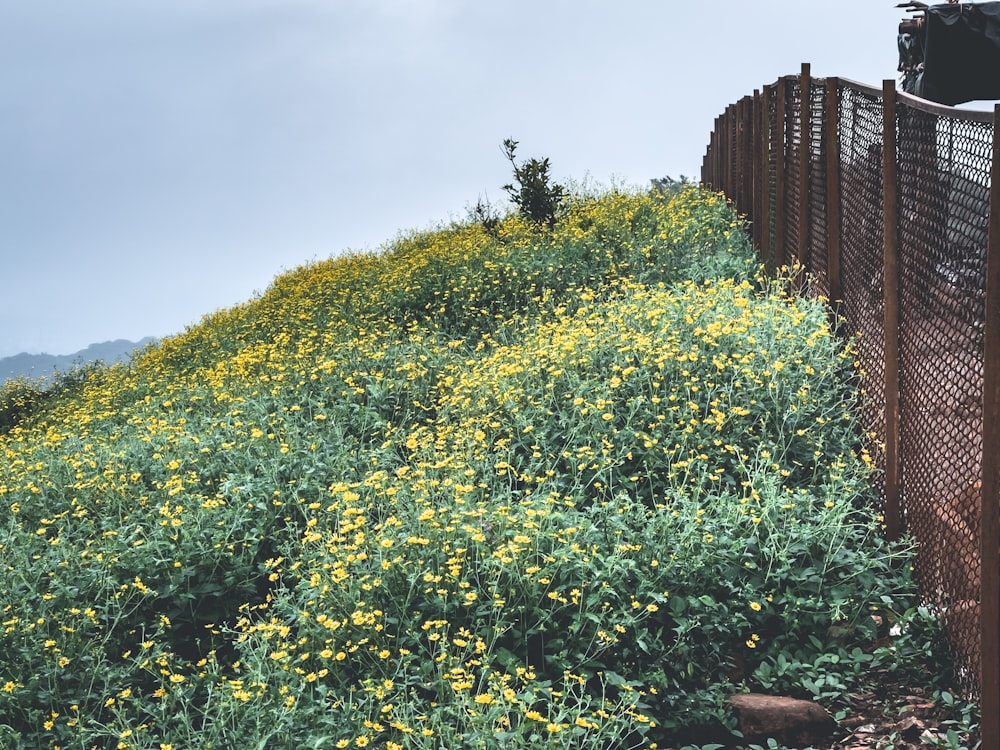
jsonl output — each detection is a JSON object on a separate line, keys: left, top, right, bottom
{"left": 898, "top": 1, "right": 1000, "bottom": 105}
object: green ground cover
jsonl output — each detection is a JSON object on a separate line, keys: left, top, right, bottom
{"left": 0, "top": 186, "right": 970, "bottom": 748}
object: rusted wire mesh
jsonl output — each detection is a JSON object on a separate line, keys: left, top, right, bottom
{"left": 897, "top": 105, "right": 991, "bottom": 687}
{"left": 807, "top": 80, "right": 830, "bottom": 300}
{"left": 701, "top": 72, "right": 996, "bottom": 707}
{"left": 837, "top": 83, "right": 889, "bottom": 513}
{"left": 763, "top": 87, "right": 780, "bottom": 271}
{"left": 785, "top": 79, "right": 803, "bottom": 272}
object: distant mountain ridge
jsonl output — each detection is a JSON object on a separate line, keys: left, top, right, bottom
{"left": 0, "top": 337, "right": 156, "bottom": 384}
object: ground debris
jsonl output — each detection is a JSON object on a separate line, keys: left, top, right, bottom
{"left": 820, "top": 687, "right": 977, "bottom": 750}
{"left": 663, "top": 684, "right": 978, "bottom": 749}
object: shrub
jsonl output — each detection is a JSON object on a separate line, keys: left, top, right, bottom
{"left": 0, "top": 362, "right": 108, "bottom": 434}
{"left": 0, "top": 377, "right": 45, "bottom": 434}
{"left": 501, "top": 138, "right": 566, "bottom": 229}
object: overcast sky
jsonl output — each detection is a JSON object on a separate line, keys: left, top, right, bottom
{"left": 2, "top": 1, "right": 922, "bottom": 358}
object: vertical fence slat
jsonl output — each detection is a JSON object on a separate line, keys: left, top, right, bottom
{"left": 752, "top": 90, "right": 762, "bottom": 250}
{"left": 712, "top": 116, "right": 719, "bottom": 189}
{"left": 824, "top": 77, "right": 842, "bottom": 311}
{"left": 748, "top": 96, "right": 755, "bottom": 216}
{"left": 980, "top": 103, "right": 1000, "bottom": 750}
{"left": 797, "top": 63, "right": 812, "bottom": 273}
{"left": 881, "top": 79, "right": 901, "bottom": 542}
{"left": 723, "top": 110, "right": 730, "bottom": 192}
{"left": 760, "top": 86, "right": 771, "bottom": 263}
{"left": 727, "top": 106, "right": 734, "bottom": 195}
{"left": 737, "top": 99, "right": 745, "bottom": 212}
{"left": 774, "top": 78, "right": 788, "bottom": 270}
{"left": 735, "top": 100, "right": 742, "bottom": 214}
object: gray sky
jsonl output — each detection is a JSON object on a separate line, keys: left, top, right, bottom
{"left": 2, "top": 1, "right": 916, "bottom": 358}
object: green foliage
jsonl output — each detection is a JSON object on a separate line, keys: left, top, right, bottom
{"left": 0, "top": 186, "right": 971, "bottom": 748}
{"left": 0, "top": 377, "right": 45, "bottom": 433}
{"left": 471, "top": 196, "right": 503, "bottom": 239}
{"left": 650, "top": 174, "right": 694, "bottom": 197}
{"left": 0, "top": 361, "right": 108, "bottom": 435}
{"left": 501, "top": 138, "right": 566, "bottom": 229}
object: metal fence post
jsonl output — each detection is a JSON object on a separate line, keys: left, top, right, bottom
{"left": 797, "top": 63, "right": 812, "bottom": 274}
{"left": 979, "top": 102, "right": 1000, "bottom": 749}
{"left": 825, "top": 77, "right": 843, "bottom": 313}
{"left": 760, "top": 86, "right": 771, "bottom": 265}
{"left": 743, "top": 95, "right": 753, "bottom": 218}
{"left": 881, "top": 79, "right": 901, "bottom": 542}
{"left": 730, "top": 103, "right": 737, "bottom": 201}
{"left": 736, "top": 99, "right": 745, "bottom": 212}
{"left": 713, "top": 116, "right": 721, "bottom": 189}
{"left": 775, "top": 78, "right": 788, "bottom": 269}
{"left": 752, "top": 89, "right": 763, "bottom": 250}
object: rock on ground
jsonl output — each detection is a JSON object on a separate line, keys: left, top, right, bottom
{"left": 729, "top": 693, "right": 838, "bottom": 747}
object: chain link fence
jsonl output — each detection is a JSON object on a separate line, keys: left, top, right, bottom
{"left": 702, "top": 65, "right": 999, "bottom": 744}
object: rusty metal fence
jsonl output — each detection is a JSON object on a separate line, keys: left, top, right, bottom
{"left": 702, "top": 63, "right": 1000, "bottom": 744}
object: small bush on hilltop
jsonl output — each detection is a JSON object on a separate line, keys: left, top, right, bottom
{"left": 0, "top": 185, "right": 965, "bottom": 748}
{"left": 501, "top": 138, "right": 566, "bottom": 229}
{"left": 650, "top": 174, "right": 694, "bottom": 198}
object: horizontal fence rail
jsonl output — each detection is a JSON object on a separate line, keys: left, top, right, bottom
{"left": 702, "top": 63, "right": 1000, "bottom": 746}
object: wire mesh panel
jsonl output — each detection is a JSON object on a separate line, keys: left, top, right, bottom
{"left": 784, "top": 79, "right": 803, "bottom": 272}
{"left": 738, "top": 96, "right": 753, "bottom": 219}
{"left": 735, "top": 99, "right": 749, "bottom": 214}
{"left": 764, "top": 84, "right": 780, "bottom": 272}
{"left": 807, "top": 79, "right": 830, "bottom": 299}
{"left": 838, "top": 83, "right": 889, "bottom": 489}
{"left": 896, "top": 100, "right": 992, "bottom": 691}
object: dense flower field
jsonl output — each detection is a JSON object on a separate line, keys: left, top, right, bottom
{"left": 0, "top": 187, "right": 941, "bottom": 748}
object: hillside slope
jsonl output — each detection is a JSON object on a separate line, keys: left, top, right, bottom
{"left": 0, "top": 187, "right": 941, "bottom": 749}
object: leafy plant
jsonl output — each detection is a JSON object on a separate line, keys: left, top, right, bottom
{"left": 0, "top": 186, "right": 967, "bottom": 748}
{"left": 0, "top": 361, "right": 107, "bottom": 434}
{"left": 0, "top": 377, "right": 45, "bottom": 433}
{"left": 471, "top": 195, "right": 503, "bottom": 239}
{"left": 650, "top": 174, "right": 694, "bottom": 197}
{"left": 501, "top": 138, "right": 566, "bottom": 229}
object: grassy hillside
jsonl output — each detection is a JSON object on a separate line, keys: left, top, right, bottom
{"left": 0, "top": 187, "right": 956, "bottom": 748}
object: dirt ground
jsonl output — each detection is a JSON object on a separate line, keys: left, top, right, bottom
{"left": 819, "top": 687, "right": 978, "bottom": 749}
